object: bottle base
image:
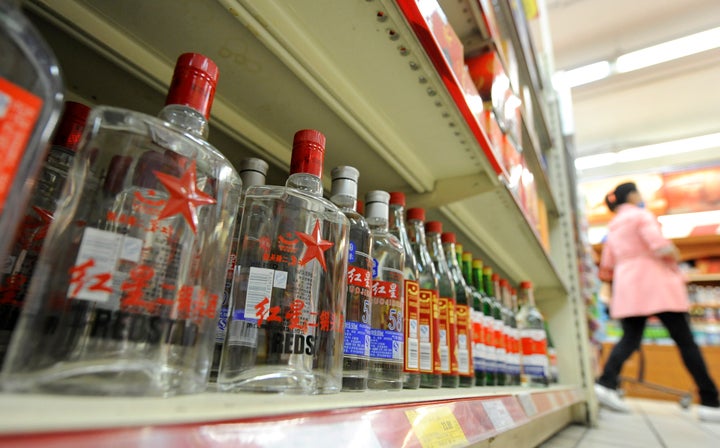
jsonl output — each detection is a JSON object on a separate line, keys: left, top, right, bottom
{"left": 342, "top": 374, "right": 368, "bottom": 391}
{"left": 420, "top": 373, "right": 442, "bottom": 389}
{"left": 368, "top": 378, "right": 403, "bottom": 390}
{"left": 402, "top": 372, "right": 421, "bottom": 389}
{"left": 441, "top": 374, "right": 459, "bottom": 388}
{"left": 218, "top": 366, "right": 316, "bottom": 394}
{"left": 459, "top": 376, "right": 474, "bottom": 388}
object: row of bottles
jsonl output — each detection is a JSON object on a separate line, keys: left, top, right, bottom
{"left": 0, "top": 4, "right": 555, "bottom": 396}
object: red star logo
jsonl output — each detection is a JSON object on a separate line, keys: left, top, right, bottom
{"left": 153, "top": 161, "right": 216, "bottom": 234}
{"left": 296, "top": 220, "right": 334, "bottom": 270}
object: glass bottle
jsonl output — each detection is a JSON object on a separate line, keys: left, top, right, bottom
{"left": 500, "top": 279, "right": 519, "bottom": 385}
{"left": 211, "top": 157, "right": 269, "bottom": 381}
{"left": 0, "top": 1, "right": 64, "bottom": 264}
{"left": 219, "top": 130, "right": 349, "bottom": 394}
{"left": 2, "top": 53, "right": 242, "bottom": 396}
{"left": 441, "top": 233, "right": 473, "bottom": 387}
{"left": 425, "top": 221, "right": 458, "bottom": 388}
{"left": 406, "top": 208, "right": 441, "bottom": 388}
{"left": 488, "top": 273, "right": 507, "bottom": 386}
{"left": 389, "top": 192, "right": 420, "bottom": 389}
{"left": 464, "top": 253, "right": 487, "bottom": 386}
{"left": 477, "top": 265, "right": 497, "bottom": 385}
{"left": 517, "top": 281, "right": 549, "bottom": 386}
{"left": 330, "top": 166, "right": 372, "bottom": 391}
{"left": 365, "top": 191, "right": 404, "bottom": 390}
{"left": 0, "top": 101, "right": 90, "bottom": 365}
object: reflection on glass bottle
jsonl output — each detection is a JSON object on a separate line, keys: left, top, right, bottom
{"left": 517, "top": 281, "right": 549, "bottom": 386}
{"left": 366, "top": 191, "right": 404, "bottom": 390}
{"left": 219, "top": 130, "right": 349, "bottom": 394}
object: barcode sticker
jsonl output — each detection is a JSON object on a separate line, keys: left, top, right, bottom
{"left": 420, "top": 342, "right": 433, "bottom": 371}
{"left": 273, "top": 270, "right": 288, "bottom": 289}
{"left": 244, "top": 267, "right": 275, "bottom": 319}
{"left": 457, "top": 349, "right": 470, "bottom": 374}
{"left": 407, "top": 337, "right": 419, "bottom": 370}
{"left": 227, "top": 315, "right": 258, "bottom": 346}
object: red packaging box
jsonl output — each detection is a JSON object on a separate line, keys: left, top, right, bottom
{"left": 426, "top": 5, "right": 465, "bottom": 83}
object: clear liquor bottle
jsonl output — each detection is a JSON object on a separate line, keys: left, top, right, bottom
{"left": 219, "top": 130, "right": 349, "bottom": 394}
{"left": 389, "top": 192, "right": 420, "bottom": 389}
{"left": 489, "top": 272, "right": 507, "bottom": 386}
{"left": 210, "top": 157, "right": 269, "bottom": 381}
{"left": 2, "top": 53, "right": 242, "bottom": 396}
{"left": 1, "top": 101, "right": 90, "bottom": 365}
{"left": 406, "top": 208, "right": 441, "bottom": 388}
{"left": 477, "top": 265, "right": 497, "bottom": 386}
{"left": 425, "top": 221, "right": 458, "bottom": 388}
{"left": 441, "top": 233, "right": 473, "bottom": 387}
{"left": 0, "top": 1, "right": 64, "bottom": 264}
{"left": 330, "top": 166, "right": 372, "bottom": 391}
{"left": 516, "top": 281, "right": 549, "bottom": 386}
{"left": 463, "top": 253, "right": 487, "bottom": 386}
{"left": 365, "top": 191, "right": 404, "bottom": 390}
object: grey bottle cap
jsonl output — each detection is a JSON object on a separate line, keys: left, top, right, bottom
{"left": 239, "top": 157, "right": 269, "bottom": 188}
{"left": 364, "top": 190, "right": 390, "bottom": 219}
{"left": 330, "top": 165, "right": 359, "bottom": 200}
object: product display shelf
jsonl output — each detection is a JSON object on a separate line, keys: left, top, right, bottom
{"left": 0, "top": 385, "right": 584, "bottom": 447}
{"left": 687, "top": 273, "right": 720, "bottom": 283}
{"left": 438, "top": 0, "right": 559, "bottom": 218}
{"left": 25, "top": 0, "right": 565, "bottom": 295}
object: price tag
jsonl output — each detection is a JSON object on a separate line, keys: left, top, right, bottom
{"left": 481, "top": 399, "right": 515, "bottom": 431}
{"left": 517, "top": 392, "right": 538, "bottom": 417}
{"left": 406, "top": 406, "right": 468, "bottom": 448}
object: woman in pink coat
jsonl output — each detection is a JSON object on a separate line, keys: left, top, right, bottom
{"left": 594, "top": 182, "right": 719, "bottom": 422}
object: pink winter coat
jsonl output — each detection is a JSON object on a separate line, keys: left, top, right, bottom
{"left": 599, "top": 204, "right": 689, "bottom": 319}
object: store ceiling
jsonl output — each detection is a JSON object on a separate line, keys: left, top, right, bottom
{"left": 545, "top": 0, "right": 720, "bottom": 180}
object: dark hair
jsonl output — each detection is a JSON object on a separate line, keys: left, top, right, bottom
{"left": 605, "top": 182, "right": 638, "bottom": 212}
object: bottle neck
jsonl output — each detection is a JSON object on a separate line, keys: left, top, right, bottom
{"left": 407, "top": 219, "right": 428, "bottom": 249}
{"left": 158, "top": 104, "right": 209, "bottom": 140}
{"left": 462, "top": 260, "right": 472, "bottom": 286}
{"left": 426, "top": 232, "right": 445, "bottom": 264}
{"left": 332, "top": 193, "right": 357, "bottom": 212}
{"left": 483, "top": 273, "right": 494, "bottom": 298}
{"left": 367, "top": 217, "right": 389, "bottom": 233}
{"left": 442, "top": 242, "right": 462, "bottom": 276}
{"left": 472, "top": 267, "right": 485, "bottom": 293}
{"left": 286, "top": 172, "right": 323, "bottom": 197}
{"left": 523, "top": 289, "right": 536, "bottom": 308}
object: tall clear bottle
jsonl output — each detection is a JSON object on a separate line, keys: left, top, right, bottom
{"left": 463, "top": 254, "right": 487, "bottom": 386}
{"left": 489, "top": 273, "right": 507, "bottom": 385}
{"left": 211, "top": 157, "right": 269, "bottom": 381}
{"left": 2, "top": 53, "right": 242, "bottom": 396}
{"left": 406, "top": 208, "right": 441, "bottom": 388}
{"left": 0, "top": 1, "right": 64, "bottom": 263}
{"left": 365, "top": 191, "right": 404, "bottom": 390}
{"left": 1, "top": 101, "right": 90, "bottom": 365}
{"left": 389, "top": 192, "right": 420, "bottom": 389}
{"left": 500, "top": 279, "right": 519, "bottom": 385}
{"left": 441, "top": 233, "right": 473, "bottom": 387}
{"left": 330, "top": 166, "right": 372, "bottom": 391}
{"left": 516, "top": 281, "right": 549, "bottom": 386}
{"left": 425, "top": 221, "right": 458, "bottom": 388}
{"left": 219, "top": 130, "right": 349, "bottom": 394}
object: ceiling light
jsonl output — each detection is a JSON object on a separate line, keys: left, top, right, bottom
{"left": 616, "top": 26, "right": 720, "bottom": 73}
{"left": 617, "top": 132, "right": 720, "bottom": 162}
{"left": 574, "top": 152, "right": 618, "bottom": 170}
{"left": 554, "top": 61, "right": 611, "bottom": 88}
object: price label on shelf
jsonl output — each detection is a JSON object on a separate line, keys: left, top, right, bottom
{"left": 517, "top": 392, "right": 538, "bottom": 417}
{"left": 481, "top": 399, "right": 515, "bottom": 431}
{"left": 405, "top": 406, "right": 467, "bottom": 448}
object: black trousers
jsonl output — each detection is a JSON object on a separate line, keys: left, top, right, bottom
{"left": 597, "top": 312, "right": 720, "bottom": 407}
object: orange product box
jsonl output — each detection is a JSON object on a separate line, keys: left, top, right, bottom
{"left": 478, "top": 108, "right": 504, "bottom": 168}
{"left": 502, "top": 134, "right": 523, "bottom": 181}
{"left": 426, "top": 4, "right": 465, "bottom": 83}
{"left": 466, "top": 50, "right": 504, "bottom": 100}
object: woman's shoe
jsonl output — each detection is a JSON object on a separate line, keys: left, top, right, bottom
{"left": 698, "top": 405, "right": 720, "bottom": 423}
{"left": 594, "top": 383, "right": 631, "bottom": 413}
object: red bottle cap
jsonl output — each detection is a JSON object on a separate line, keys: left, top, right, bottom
{"left": 520, "top": 281, "right": 532, "bottom": 289}
{"left": 500, "top": 279, "right": 508, "bottom": 287}
{"left": 165, "top": 53, "right": 219, "bottom": 120}
{"left": 356, "top": 199, "right": 364, "bottom": 215}
{"left": 51, "top": 101, "right": 91, "bottom": 152}
{"left": 441, "top": 232, "right": 456, "bottom": 243}
{"left": 425, "top": 220, "right": 442, "bottom": 234}
{"left": 389, "top": 192, "right": 406, "bottom": 206}
{"left": 290, "top": 129, "right": 326, "bottom": 177}
{"left": 406, "top": 207, "right": 425, "bottom": 221}
{"left": 492, "top": 273, "right": 500, "bottom": 281}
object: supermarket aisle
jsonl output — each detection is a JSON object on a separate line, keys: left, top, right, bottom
{"left": 539, "top": 398, "right": 720, "bottom": 447}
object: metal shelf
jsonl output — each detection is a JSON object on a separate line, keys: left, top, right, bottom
{"left": 25, "top": 0, "right": 566, "bottom": 292}
{"left": 0, "top": 385, "right": 583, "bottom": 446}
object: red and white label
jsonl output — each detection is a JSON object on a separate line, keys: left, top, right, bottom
{"left": 0, "top": 77, "right": 43, "bottom": 211}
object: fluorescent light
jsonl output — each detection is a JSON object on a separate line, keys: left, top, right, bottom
{"left": 574, "top": 152, "right": 618, "bottom": 170}
{"left": 617, "top": 132, "right": 720, "bottom": 162}
{"left": 616, "top": 26, "right": 720, "bottom": 73}
{"left": 574, "top": 132, "right": 720, "bottom": 171}
{"left": 555, "top": 61, "right": 611, "bottom": 88}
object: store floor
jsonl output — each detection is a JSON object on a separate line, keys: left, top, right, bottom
{"left": 539, "top": 398, "right": 720, "bottom": 448}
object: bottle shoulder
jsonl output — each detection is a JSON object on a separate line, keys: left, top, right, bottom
{"left": 245, "top": 184, "right": 349, "bottom": 226}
